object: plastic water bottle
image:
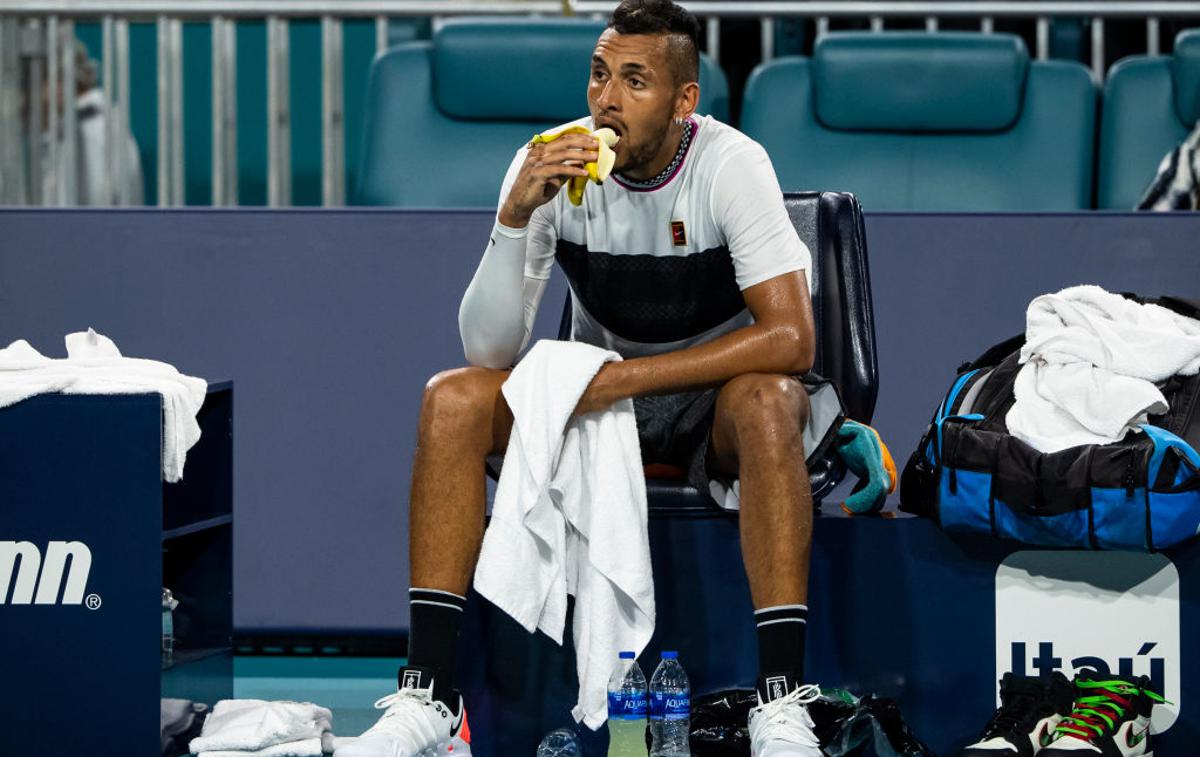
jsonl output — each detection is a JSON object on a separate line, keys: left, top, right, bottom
{"left": 537, "top": 728, "right": 581, "bottom": 757}
{"left": 161, "top": 588, "right": 178, "bottom": 670}
{"left": 649, "top": 651, "right": 690, "bottom": 757}
{"left": 607, "top": 651, "right": 649, "bottom": 757}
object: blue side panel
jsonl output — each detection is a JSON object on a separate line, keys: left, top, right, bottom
{"left": 0, "top": 394, "right": 163, "bottom": 754}
{"left": 939, "top": 469, "right": 995, "bottom": 533}
{"left": 1138, "top": 424, "right": 1200, "bottom": 549}
{"left": 1092, "top": 486, "right": 1149, "bottom": 550}
{"left": 993, "top": 501, "right": 1088, "bottom": 548}
{"left": 1150, "top": 491, "right": 1200, "bottom": 550}
{"left": 1140, "top": 423, "right": 1200, "bottom": 483}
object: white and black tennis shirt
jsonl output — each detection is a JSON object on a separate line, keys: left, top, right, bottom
{"left": 458, "top": 114, "right": 812, "bottom": 369}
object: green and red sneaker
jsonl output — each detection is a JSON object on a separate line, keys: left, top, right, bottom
{"left": 1040, "top": 675, "right": 1168, "bottom": 757}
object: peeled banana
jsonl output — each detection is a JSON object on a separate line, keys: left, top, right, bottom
{"left": 528, "top": 125, "right": 620, "bottom": 206}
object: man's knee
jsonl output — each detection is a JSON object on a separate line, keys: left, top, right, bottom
{"left": 420, "top": 366, "right": 504, "bottom": 438}
{"left": 719, "top": 373, "right": 810, "bottom": 445}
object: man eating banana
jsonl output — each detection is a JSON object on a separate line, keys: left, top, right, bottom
{"left": 335, "top": 1, "right": 825, "bottom": 755}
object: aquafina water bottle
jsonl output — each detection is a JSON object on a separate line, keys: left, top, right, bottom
{"left": 649, "top": 651, "right": 690, "bottom": 756}
{"left": 607, "top": 651, "right": 649, "bottom": 757}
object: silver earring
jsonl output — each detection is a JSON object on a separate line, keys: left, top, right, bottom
{"left": 674, "top": 116, "right": 684, "bottom": 126}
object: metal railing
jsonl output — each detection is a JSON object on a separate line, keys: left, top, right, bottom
{"left": 2, "top": 1, "right": 1200, "bottom": 208}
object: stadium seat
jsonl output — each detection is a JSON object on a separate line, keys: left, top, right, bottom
{"left": 1098, "top": 29, "right": 1200, "bottom": 209}
{"left": 355, "top": 17, "right": 730, "bottom": 207}
{"left": 741, "top": 33, "right": 1097, "bottom": 211}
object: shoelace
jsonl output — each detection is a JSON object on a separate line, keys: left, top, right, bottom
{"left": 749, "top": 684, "right": 823, "bottom": 747}
{"left": 361, "top": 688, "right": 443, "bottom": 750}
{"left": 1055, "top": 680, "right": 1168, "bottom": 742}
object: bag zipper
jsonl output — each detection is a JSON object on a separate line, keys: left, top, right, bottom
{"left": 1125, "top": 447, "right": 1138, "bottom": 498}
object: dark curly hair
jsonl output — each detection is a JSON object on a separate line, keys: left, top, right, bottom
{"left": 608, "top": 0, "right": 701, "bottom": 85}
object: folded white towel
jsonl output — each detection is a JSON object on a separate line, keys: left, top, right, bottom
{"left": 188, "top": 700, "right": 332, "bottom": 754}
{"left": 0, "top": 329, "right": 207, "bottom": 481}
{"left": 1007, "top": 286, "right": 1200, "bottom": 452}
{"left": 197, "top": 737, "right": 324, "bottom": 757}
{"left": 474, "top": 339, "right": 655, "bottom": 730}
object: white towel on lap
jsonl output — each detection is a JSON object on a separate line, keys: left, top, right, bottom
{"left": 0, "top": 329, "right": 207, "bottom": 481}
{"left": 189, "top": 700, "right": 332, "bottom": 755}
{"left": 474, "top": 339, "right": 655, "bottom": 730}
{"left": 1007, "top": 285, "right": 1200, "bottom": 452}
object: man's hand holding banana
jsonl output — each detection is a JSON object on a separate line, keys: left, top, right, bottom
{"left": 498, "top": 127, "right": 620, "bottom": 228}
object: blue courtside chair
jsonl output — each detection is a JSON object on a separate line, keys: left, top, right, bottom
{"left": 742, "top": 33, "right": 1097, "bottom": 211}
{"left": 1098, "top": 29, "right": 1200, "bottom": 209}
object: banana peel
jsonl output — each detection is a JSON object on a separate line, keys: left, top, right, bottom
{"left": 528, "top": 125, "right": 620, "bottom": 206}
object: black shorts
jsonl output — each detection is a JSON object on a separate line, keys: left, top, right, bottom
{"left": 633, "top": 375, "right": 842, "bottom": 500}
{"left": 633, "top": 388, "right": 724, "bottom": 494}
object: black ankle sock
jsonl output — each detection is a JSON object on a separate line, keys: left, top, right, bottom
{"left": 756, "top": 604, "right": 808, "bottom": 681}
{"left": 407, "top": 588, "right": 466, "bottom": 705}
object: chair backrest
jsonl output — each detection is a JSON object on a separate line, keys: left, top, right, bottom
{"left": 1098, "top": 29, "right": 1200, "bottom": 209}
{"left": 356, "top": 17, "right": 730, "bottom": 207}
{"left": 741, "top": 33, "right": 1097, "bottom": 211}
{"left": 784, "top": 192, "right": 878, "bottom": 424}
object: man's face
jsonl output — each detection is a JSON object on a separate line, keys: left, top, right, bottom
{"left": 588, "top": 29, "right": 679, "bottom": 176}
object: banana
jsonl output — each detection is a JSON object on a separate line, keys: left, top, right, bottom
{"left": 528, "top": 125, "right": 621, "bottom": 206}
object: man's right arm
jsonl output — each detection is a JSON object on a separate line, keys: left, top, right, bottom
{"left": 457, "top": 132, "right": 598, "bottom": 369}
{"left": 458, "top": 219, "right": 549, "bottom": 369}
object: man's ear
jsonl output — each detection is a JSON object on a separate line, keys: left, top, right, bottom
{"left": 676, "top": 81, "right": 700, "bottom": 120}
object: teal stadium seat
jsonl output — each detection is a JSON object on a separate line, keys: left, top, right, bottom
{"left": 741, "top": 33, "right": 1097, "bottom": 211}
{"left": 1099, "top": 29, "right": 1200, "bottom": 209}
{"left": 356, "top": 18, "right": 730, "bottom": 207}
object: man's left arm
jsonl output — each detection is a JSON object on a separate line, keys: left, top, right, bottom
{"left": 574, "top": 270, "right": 814, "bottom": 415}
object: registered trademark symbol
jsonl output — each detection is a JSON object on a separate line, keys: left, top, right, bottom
{"left": 85, "top": 594, "right": 102, "bottom": 610}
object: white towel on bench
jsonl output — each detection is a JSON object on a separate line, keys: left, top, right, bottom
{"left": 0, "top": 329, "right": 207, "bottom": 481}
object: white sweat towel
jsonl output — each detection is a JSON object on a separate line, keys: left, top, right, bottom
{"left": 0, "top": 329, "right": 207, "bottom": 481}
{"left": 1007, "top": 285, "right": 1200, "bottom": 452}
{"left": 189, "top": 700, "right": 332, "bottom": 755}
{"left": 197, "top": 738, "right": 324, "bottom": 757}
{"left": 474, "top": 339, "right": 656, "bottom": 730}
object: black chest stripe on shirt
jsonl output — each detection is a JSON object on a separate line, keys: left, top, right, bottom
{"left": 555, "top": 239, "right": 747, "bottom": 344}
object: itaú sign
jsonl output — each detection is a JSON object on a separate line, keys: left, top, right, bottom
{"left": 996, "top": 551, "right": 1180, "bottom": 734}
{"left": 0, "top": 541, "right": 95, "bottom": 607}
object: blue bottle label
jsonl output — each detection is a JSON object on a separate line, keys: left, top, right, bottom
{"left": 650, "top": 691, "right": 689, "bottom": 721}
{"left": 608, "top": 691, "right": 648, "bottom": 720}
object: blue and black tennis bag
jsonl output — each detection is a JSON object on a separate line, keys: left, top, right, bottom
{"left": 900, "top": 295, "right": 1200, "bottom": 551}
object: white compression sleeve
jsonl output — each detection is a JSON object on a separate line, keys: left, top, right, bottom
{"left": 458, "top": 222, "right": 548, "bottom": 369}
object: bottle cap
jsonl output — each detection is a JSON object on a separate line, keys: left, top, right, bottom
{"left": 619, "top": 651, "right": 636, "bottom": 659}
{"left": 661, "top": 651, "right": 679, "bottom": 659}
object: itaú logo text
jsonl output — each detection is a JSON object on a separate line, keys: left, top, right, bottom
{"left": 0, "top": 541, "right": 94, "bottom": 606}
